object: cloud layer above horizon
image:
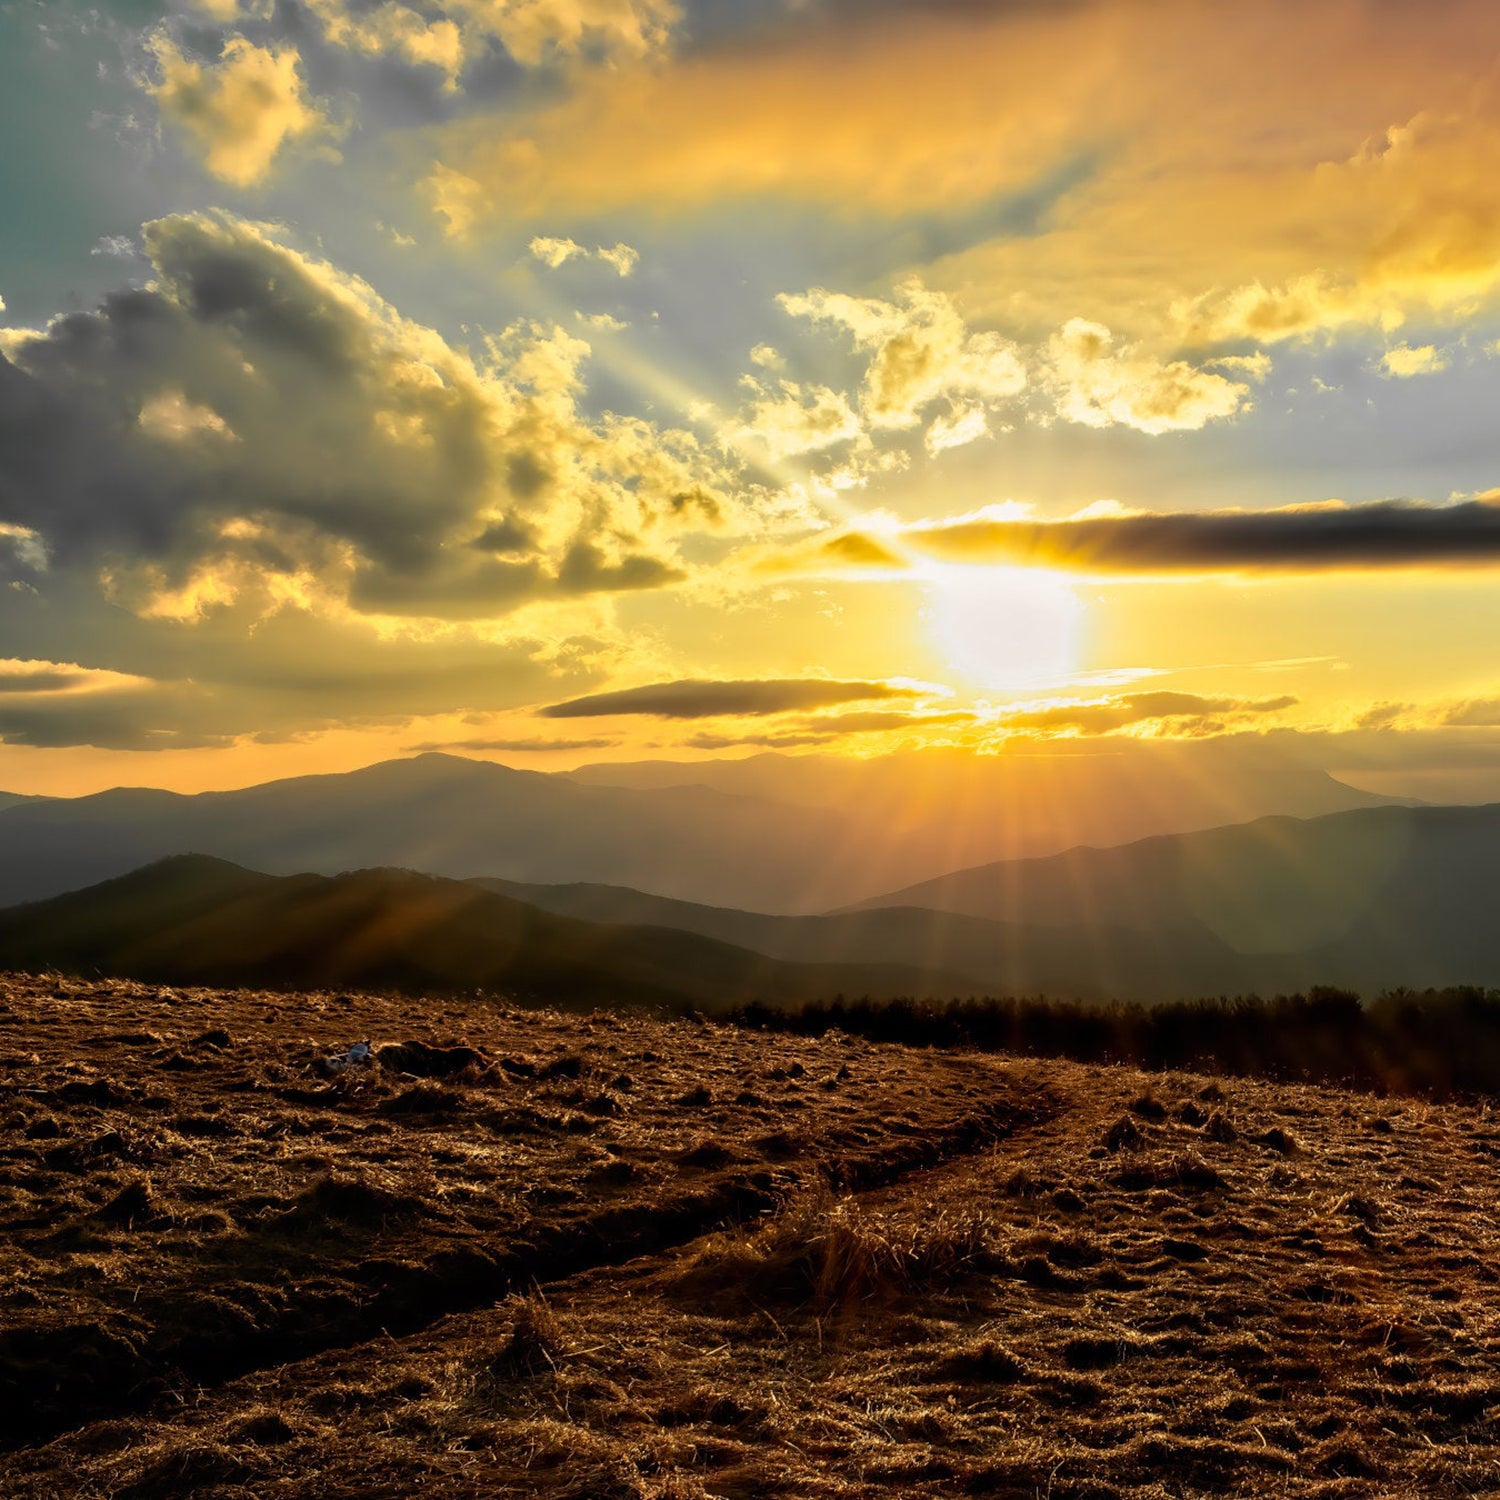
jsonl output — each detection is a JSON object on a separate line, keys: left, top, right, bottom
{"left": 2, "top": 0, "right": 1500, "bottom": 790}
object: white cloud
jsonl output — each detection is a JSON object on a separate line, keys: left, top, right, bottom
{"left": 137, "top": 390, "right": 238, "bottom": 444}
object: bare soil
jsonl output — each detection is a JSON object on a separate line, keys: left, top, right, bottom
{"left": 1, "top": 973, "right": 1498, "bottom": 1497}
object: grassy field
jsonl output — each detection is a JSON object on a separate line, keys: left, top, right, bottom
{"left": 2, "top": 973, "right": 1498, "bottom": 1497}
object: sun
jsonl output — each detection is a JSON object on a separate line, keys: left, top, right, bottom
{"left": 922, "top": 563, "right": 1085, "bottom": 690}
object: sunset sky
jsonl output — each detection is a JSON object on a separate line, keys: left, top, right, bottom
{"left": 2, "top": 0, "right": 1500, "bottom": 797}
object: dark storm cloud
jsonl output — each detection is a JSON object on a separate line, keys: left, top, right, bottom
{"left": 539, "top": 678, "right": 921, "bottom": 719}
{"left": 904, "top": 498, "right": 1500, "bottom": 573}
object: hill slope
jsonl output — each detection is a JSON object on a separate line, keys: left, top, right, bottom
{"left": 857, "top": 801, "right": 1500, "bottom": 994}
{"left": 469, "top": 876, "right": 1246, "bottom": 1001}
{"left": 3, "top": 974, "right": 1497, "bottom": 1499}
{"left": 0, "top": 855, "right": 971, "bottom": 1009}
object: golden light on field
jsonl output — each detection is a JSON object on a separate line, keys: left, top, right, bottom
{"left": 921, "top": 563, "right": 1085, "bottom": 691}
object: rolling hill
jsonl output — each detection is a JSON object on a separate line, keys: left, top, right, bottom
{"left": 468, "top": 876, "right": 1245, "bottom": 1001}
{"left": 0, "top": 855, "right": 974, "bottom": 1010}
{"left": 854, "top": 800, "right": 1500, "bottom": 995}
{"left": 479, "top": 798, "right": 1500, "bottom": 1000}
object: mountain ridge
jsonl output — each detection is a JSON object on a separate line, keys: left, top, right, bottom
{"left": 0, "top": 854, "right": 977, "bottom": 1010}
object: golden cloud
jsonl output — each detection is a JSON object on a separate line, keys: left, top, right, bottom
{"left": 734, "top": 380, "right": 865, "bottom": 462}
{"left": 423, "top": 3, "right": 1114, "bottom": 228}
{"left": 1380, "top": 343, "right": 1450, "bottom": 379}
{"left": 1044, "top": 318, "right": 1251, "bottom": 435}
{"left": 0, "top": 212, "right": 803, "bottom": 634}
{"left": 150, "top": 36, "right": 333, "bottom": 187}
{"left": 778, "top": 278, "right": 1026, "bottom": 446}
{"left": 299, "top": 0, "right": 677, "bottom": 88}
{"left": 422, "top": 0, "right": 1500, "bottom": 345}
{"left": 993, "top": 690, "right": 1298, "bottom": 738}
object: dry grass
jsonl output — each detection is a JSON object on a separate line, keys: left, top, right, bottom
{"left": 3, "top": 973, "right": 1500, "bottom": 1497}
{"left": 675, "top": 1190, "right": 1003, "bottom": 1313}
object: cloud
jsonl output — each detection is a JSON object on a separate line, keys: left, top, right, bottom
{"left": 795, "top": 708, "right": 975, "bottom": 735}
{"left": 539, "top": 677, "right": 924, "bottom": 718}
{"left": 0, "top": 659, "right": 144, "bottom": 696}
{"left": 0, "top": 212, "right": 810, "bottom": 746}
{"left": 530, "top": 236, "right": 640, "bottom": 275}
{"left": 0, "top": 211, "right": 768, "bottom": 621}
{"left": 530, "top": 235, "right": 587, "bottom": 269}
{"left": 758, "top": 282, "right": 1247, "bottom": 457}
{"left": 925, "top": 405, "right": 991, "bottom": 454}
{"left": 681, "top": 730, "right": 832, "bottom": 750}
{"left": 418, "top": 0, "right": 1500, "bottom": 364}
{"left": 0, "top": 524, "right": 48, "bottom": 581}
{"left": 893, "top": 496, "right": 1500, "bottom": 575}
{"left": 297, "top": 0, "right": 465, "bottom": 87}
{"left": 188, "top": 0, "right": 274, "bottom": 19}
{"left": 734, "top": 380, "right": 864, "bottom": 461}
{"left": 1441, "top": 700, "right": 1500, "bottom": 728}
{"left": 596, "top": 243, "right": 638, "bottom": 277}
{"left": 415, "top": 0, "right": 1498, "bottom": 348}
{"left": 996, "top": 690, "right": 1298, "bottom": 737}
{"left": 404, "top": 735, "right": 617, "bottom": 752}
{"left": 1357, "top": 691, "right": 1500, "bottom": 732}
{"left": 149, "top": 35, "right": 333, "bottom": 186}
{"left": 0, "top": 658, "right": 224, "bottom": 749}
{"left": 423, "top": 3, "right": 1108, "bottom": 228}
{"left": 779, "top": 278, "right": 1025, "bottom": 444}
{"left": 746, "top": 526, "right": 908, "bottom": 580}
{"left": 1381, "top": 343, "right": 1450, "bottom": 379}
{"left": 298, "top": 0, "right": 679, "bottom": 88}
{"left": 1043, "top": 318, "right": 1251, "bottom": 434}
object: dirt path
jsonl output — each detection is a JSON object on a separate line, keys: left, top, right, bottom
{"left": 0, "top": 974, "right": 1053, "bottom": 1451}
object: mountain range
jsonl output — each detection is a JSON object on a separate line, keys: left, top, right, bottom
{"left": 3, "top": 795, "right": 1498, "bottom": 1004}
{"left": 0, "top": 741, "right": 1403, "bottom": 913}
